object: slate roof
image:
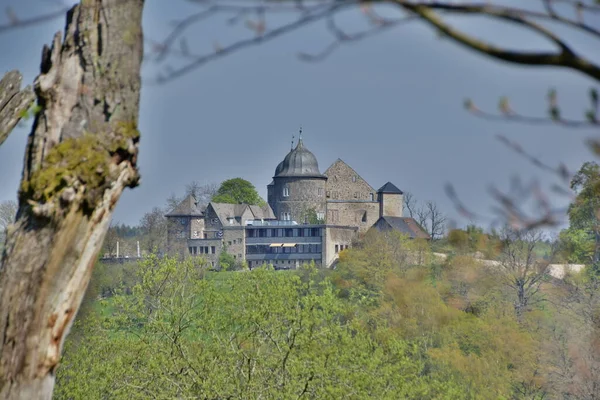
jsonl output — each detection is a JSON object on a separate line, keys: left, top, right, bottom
{"left": 273, "top": 138, "right": 326, "bottom": 179}
{"left": 248, "top": 204, "right": 276, "bottom": 220}
{"left": 165, "top": 194, "right": 204, "bottom": 217}
{"left": 377, "top": 182, "right": 403, "bottom": 195}
{"left": 376, "top": 216, "right": 430, "bottom": 239}
{"left": 209, "top": 202, "right": 276, "bottom": 226}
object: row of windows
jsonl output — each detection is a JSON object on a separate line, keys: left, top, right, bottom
{"left": 246, "top": 244, "right": 322, "bottom": 254}
{"left": 282, "top": 187, "right": 325, "bottom": 197}
{"left": 189, "top": 246, "right": 216, "bottom": 255}
{"left": 335, "top": 244, "right": 350, "bottom": 253}
{"left": 247, "top": 227, "right": 322, "bottom": 238}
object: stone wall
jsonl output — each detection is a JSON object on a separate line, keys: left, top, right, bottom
{"left": 326, "top": 201, "right": 379, "bottom": 233}
{"left": 166, "top": 216, "right": 189, "bottom": 258}
{"left": 324, "top": 159, "right": 376, "bottom": 202}
{"left": 323, "top": 226, "right": 358, "bottom": 267}
{"left": 203, "top": 205, "right": 224, "bottom": 236}
{"left": 190, "top": 217, "right": 205, "bottom": 239}
{"left": 223, "top": 227, "right": 245, "bottom": 262}
{"left": 270, "top": 177, "right": 327, "bottom": 223}
{"left": 380, "top": 193, "right": 403, "bottom": 218}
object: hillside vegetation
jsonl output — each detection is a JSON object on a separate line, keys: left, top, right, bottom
{"left": 55, "top": 229, "right": 599, "bottom": 399}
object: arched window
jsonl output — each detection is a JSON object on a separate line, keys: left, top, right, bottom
{"left": 283, "top": 186, "right": 289, "bottom": 197}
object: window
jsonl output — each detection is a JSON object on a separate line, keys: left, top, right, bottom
{"left": 189, "top": 247, "right": 194, "bottom": 254}
{"left": 317, "top": 212, "right": 325, "bottom": 221}
{"left": 205, "top": 246, "right": 209, "bottom": 254}
{"left": 352, "top": 175, "right": 357, "bottom": 182}
{"left": 370, "top": 193, "right": 374, "bottom": 201}
{"left": 233, "top": 239, "right": 237, "bottom": 244}
{"left": 335, "top": 245, "right": 339, "bottom": 253}
{"left": 281, "top": 212, "right": 291, "bottom": 221}
{"left": 283, "top": 186, "right": 289, "bottom": 197}
{"left": 362, "top": 212, "right": 368, "bottom": 223}
{"left": 238, "top": 254, "right": 242, "bottom": 258}
{"left": 211, "top": 246, "right": 216, "bottom": 254}
{"left": 228, "top": 241, "right": 232, "bottom": 246}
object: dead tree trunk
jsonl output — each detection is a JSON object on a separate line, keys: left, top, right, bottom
{"left": 0, "top": 1, "right": 144, "bottom": 399}
{"left": 0, "top": 71, "right": 34, "bottom": 146}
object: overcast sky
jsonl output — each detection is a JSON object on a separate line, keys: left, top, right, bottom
{"left": 0, "top": 0, "right": 598, "bottom": 232}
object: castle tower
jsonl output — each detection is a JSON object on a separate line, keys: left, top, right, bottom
{"left": 269, "top": 131, "right": 327, "bottom": 223}
{"left": 377, "top": 182, "right": 404, "bottom": 218}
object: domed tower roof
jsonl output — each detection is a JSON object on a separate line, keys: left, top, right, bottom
{"left": 274, "top": 134, "right": 325, "bottom": 179}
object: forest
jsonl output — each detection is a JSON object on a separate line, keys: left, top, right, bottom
{"left": 52, "top": 161, "right": 599, "bottom": 399}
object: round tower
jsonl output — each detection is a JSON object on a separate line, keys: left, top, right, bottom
{"left": 269, "top": 132, "right": 327, "bottom": 223}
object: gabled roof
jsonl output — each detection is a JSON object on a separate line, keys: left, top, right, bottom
{"left": 377, "top": 182, "right": 403, "bottom": 195}
{"left": 376, "top": 216, "right": 430, "bottom": 239}
{"left": 208, "top": 202, "right": 276, "bottom": 226}
{"left": 165, "top": 194, "right": 204, "bottom": 217}
{"left": 248, "top": 204, "right": 276, "bottom": 220}
{"left": 324, "top": 158, "right": 376, "bottom": 192}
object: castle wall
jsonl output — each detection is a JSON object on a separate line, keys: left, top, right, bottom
{"left": 380, "top": 193, "right": 403, "bottom": 218}
{"left": 326, "top": 201, "right": 379, "bottom": 233}
{"left": 222, "top": 227, "right": 245, "bottom": 262}
{"left": 271, "top": 177, "right": 327, "bottom": 223}
{"left": 324, "top": 159, "right": 376, "bottom": 202}
{"left": 323, "top": 226, "right": 358, "bottom": 267}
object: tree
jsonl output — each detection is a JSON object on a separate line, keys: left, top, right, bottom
{"left": 0, "top": 1, "right": 143, "bottom": 397}
{"left": 139, "top": 207, "right": 167, "bottom": 255}
{"left": 425, "top": 201, "right": 447, "bottom": 240}
{"left": 211, "top": 178, "right": 266, "bottom": 206}
{"left": 0, "top": 200, "right": 17, "bottom": 234}
{"left": 0, "top": 200, "right": 17, "bottom": 253}
{"left": 403, "top": 192, "right": 417, "bottom": 219}
{"left": 185, "top": 181, "right": 218, "bottom": 209}
{"left": 101, "top": 224, "right": 119, "bottom": 258}
{"left": 495, "top": 227, "right": 552, "bottom": 320}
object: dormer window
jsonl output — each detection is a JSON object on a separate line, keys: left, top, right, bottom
{"left": 283, "top": 186, "right": 289, "bottom": 197}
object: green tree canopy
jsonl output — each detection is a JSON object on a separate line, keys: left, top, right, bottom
{"left": 559, "top": 162, "right": 600, "bottom": 266}
{"left": 211, "top": 178, "right": 266, "bottom": 206}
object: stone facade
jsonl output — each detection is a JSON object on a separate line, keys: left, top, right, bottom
{"left": 326, "top": 201, "right": 379, "bottom": 233}
{"left": 380, "top": 193, "right": 403, "bottom": 218}
{"left": 222, "top": 227, "right": 245, "bottom": 262}
{"left": 270, "top": 176, "right": 327, "bottom": 223}
{"left": 324, "top": 159, "right": 377, "bottom": 202}
{"left": 323, "top": 226, "right": 358, "bottom": 267}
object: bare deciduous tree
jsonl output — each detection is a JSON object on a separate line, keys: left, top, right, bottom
{"left": 185, "top": 181, "right": 218, "bottom": 209}
{"left": 426, "top": 201, "right": 447, "bottom": 240}
{"left": 403, "top": 191, "right": 416, "bottom": 219}
{"left": 495, "top": 227, "right": 552, "bottom": 320}
{"left": 140, "top": 207, "right": 168, "bottom": 255}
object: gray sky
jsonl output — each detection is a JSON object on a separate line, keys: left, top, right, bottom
{"left": 0, "top": 1, "right": 597, "bottom": 231}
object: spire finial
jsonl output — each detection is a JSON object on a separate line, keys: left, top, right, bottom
{"left": 291, "top": 134, "right": 295, "bottom": 151}
{"left": 299, "top": 126, "right": 303, "bottom": 141}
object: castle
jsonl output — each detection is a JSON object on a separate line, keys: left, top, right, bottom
{"left": 166, "top": 133, "right": 428, "bottom": 268}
